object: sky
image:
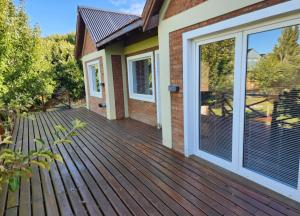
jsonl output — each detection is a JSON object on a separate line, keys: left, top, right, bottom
{"left": 13, "top": 0, "right": 146, "bottom": 37}
{"left": 248, "top": 26, "right": 300, "bottom": 54}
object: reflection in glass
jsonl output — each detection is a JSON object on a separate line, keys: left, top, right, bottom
{"left": 199, "top": 38, "right": 235, "bottom": 161}
{"left": 90, "top": 64, "right": 101, "bottom": 93}
{"left": 244, "top": 25, "right": 300, "bottom": 188}
{"left": 132, "top": 58, "right": 153, "bottom": 95}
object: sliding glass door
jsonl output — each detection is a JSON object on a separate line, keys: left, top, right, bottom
{"left": 193, "top": 18, "right": 300, "bottom": 200}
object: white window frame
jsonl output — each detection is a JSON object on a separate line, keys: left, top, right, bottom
{"left": 87, "top": 60, "right": 102, "bottom": 98}
{"left": 183, "top": 0, "right": 300, "bottom": 202}
{"left": 127, "top": 52, "right": 155, "bottom": 103}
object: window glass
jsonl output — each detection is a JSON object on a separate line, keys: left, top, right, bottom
{"left": 89, "top": 64, "right": 101, "bottom": 93}
{"left": 131, "top": 58, "right": 153, "bottom": 95}
{"left": 244, "top": 25, "right": 300, "bottom": 187}
{"left": 199, "top": 38, "right": 235, "bottom": 161}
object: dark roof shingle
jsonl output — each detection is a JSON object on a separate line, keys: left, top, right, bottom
{"left": 78, "top": 6, "right": 141, "bottom": 44}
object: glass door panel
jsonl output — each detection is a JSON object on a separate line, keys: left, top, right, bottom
{"left": 199, "top": 38, "right": 235, "bottom": 161}
{"left": 244, "top": 24, "right": 300, "bottom": 188}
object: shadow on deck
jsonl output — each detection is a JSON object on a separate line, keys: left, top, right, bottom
{"left": 0, "top": 108, "right": 299, "bottom": 216}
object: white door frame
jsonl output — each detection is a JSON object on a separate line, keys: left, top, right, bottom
{"left": 182, "top": 0, "right": 300, "bottom": 202}
{"left": 155, "top": 50, "right": 162, "bottom": 128}
{"left": 193, "top": 33, "right": 242, "bottom": 171}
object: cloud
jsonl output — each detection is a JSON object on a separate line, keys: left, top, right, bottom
{"left": 110, "top": 0, "right": 127, "bottom": 6}
{"left": 120, "top": 1, "right": 145, "bottom": 15}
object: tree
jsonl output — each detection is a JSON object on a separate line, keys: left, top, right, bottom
{"left": 201, "top": 38, "right": 235, "bottom": 94}
{"left": 44, "top": 33, "right": 85, "bottom": 103}
{"left": 248, "top": 26, "right": 300, "bottom": 94}
{"left": 0, "top": 0, "right": 56, "bottom": 108}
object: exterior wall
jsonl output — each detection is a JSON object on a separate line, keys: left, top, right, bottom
{"left": 84, "top": 57, "right": 107, "bottom": 117}
{"left": 111, "top": 55, "right": 125, "bottom": 119}
{"left": 157, "top": 0, "right": 286, "bottom": 151}
{"left": 125, "top": 37, "right": 159, "bottom": 126}
{"left": 164, "top": 0, "right": 206, "bottom": 19}
{"left": 124, "top": 36, "right": 158, "bottom": 55}
{"left": 82, "top": 29, "right": 97, "bottom": 56}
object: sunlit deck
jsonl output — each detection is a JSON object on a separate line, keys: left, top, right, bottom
{"left": 0, "top": 108, "right": 299, "bottom": 216}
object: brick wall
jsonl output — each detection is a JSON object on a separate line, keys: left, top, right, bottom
{"left": 164, "top": 0, "right": 206, "bottom": 19}
{"left": 169, "top": 0, "right": 286, "bottom": 153}
{"left": 82, "top": 29, "right": 97, "bottom": 56}
{"left": 111, "top": 55, "right": 125, "bottom": 119}
{"left": 85, "top": 57, "right": 106, "bottom": 117}
{"left": 128, "top": 99, "right": 157, "bottom": 126}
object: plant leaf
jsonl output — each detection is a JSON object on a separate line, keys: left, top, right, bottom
{"left": 8, "top": 177, "right": 20, "bottom": 192}
{"left": 53, "top": 154, "right": 63, "bottom": 163}
{"left": 34, "top": 138, "right": 45, "bottom": 146}
{"left": 1, "top": 136, "right": 12, "bottom": 145}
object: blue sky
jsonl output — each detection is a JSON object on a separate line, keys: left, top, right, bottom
{"left": 14, "top": 0, "right": 146, "bottom": 37}
{"left": 248, "top": 26, "right": 300, "bottom": 54}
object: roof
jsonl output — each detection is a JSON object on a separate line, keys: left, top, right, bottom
{"left": 75, "top": 6, "right": 141, "bottom": 58}
{"left": 78, "top": 6, "right": 141, "bottom": 43}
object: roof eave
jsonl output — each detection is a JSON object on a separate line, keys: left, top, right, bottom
{"left": 75, "top": 12, "right": 85, "bottom": 60}
{"left": 142, "top": 0, "right": 164, "bottom": 31}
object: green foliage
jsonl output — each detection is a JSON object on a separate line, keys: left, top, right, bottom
{"left": 0, "top": 98, "right": 86, "bottom": 192}
{"left": 44, "top": 33, "right": 85, "bottom": 101}
{"left": 201, "top": 38, "right": 235, "bottom": 96}
{"left": 0, "top": 0, "right": 55, "bottom": 106}
{"left": 249, "top": 26, "right": 300, "bottom": 94}
{"left": 0, "top": 0, "right": 84, "bottom": 110}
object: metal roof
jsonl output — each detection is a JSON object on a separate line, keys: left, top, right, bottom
{"left": 78, "top": 6, "right": 141, "bottom": 44}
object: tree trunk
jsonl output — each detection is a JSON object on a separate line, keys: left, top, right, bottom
{"left": 68, "top": 91, "right": 71, "bottom": 109}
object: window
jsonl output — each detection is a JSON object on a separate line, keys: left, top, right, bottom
{"left": 87, "top": 60, "right": 102, "bottom": 98}
{"left": 127, "top": 52, "right": 155, "bottom": 102}
{"left": 244, "top": 24, "right": 300, "bottom": 188}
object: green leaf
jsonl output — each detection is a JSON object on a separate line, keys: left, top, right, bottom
{"left": 34, "top": 138, "right": 45, "bottom": 146}
{"left": 30, "top": 160, "right": 51, "bottom": 170}
{"left": 53, "top": 154, "right": 63, "bottom": 163}
{"left": 54, "top": 125, "right": 67, "bottom": 133}
{"left": 72, "top": 119, "right": 86, "bottom": 129}
{"left": 68, "top": 131, "right": 78, "bottom": 136}
{"left": 1, "top": 136, "right": 12, "bottom": 145}
{"left": 8, "top": 177, "right": 20, "bottom": 192}
{"left": 53, "top": 138, "right": 72, "bottom": 145}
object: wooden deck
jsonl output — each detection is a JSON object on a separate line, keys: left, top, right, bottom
{"left": 1, "top": 108, "right": 300, "bottom": 216}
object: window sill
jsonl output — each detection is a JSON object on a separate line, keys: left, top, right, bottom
{"left": 129, "top": 94, "right": 155, "bottom": 103}
{"left": 90, "top": 92, "right": 102, "bottom": 99}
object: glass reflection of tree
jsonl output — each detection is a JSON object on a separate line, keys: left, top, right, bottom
{"left": 248, "top": 26, "right": 300, "bottom": 128}
{"left": 201, "top": 38, "right": 235, "bottom": 116}
{"left": 95, "top": 67, "right": 101, "bottom": 92}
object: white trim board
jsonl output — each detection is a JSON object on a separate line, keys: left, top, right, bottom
{"left": 155, "top": 50, "right": 162, "bottom": 128}
{"left": 182, "top": 0, "right": 300, "bottom": 42}
{"left": 183, "top": 1, "right": 300, "bottom": 202}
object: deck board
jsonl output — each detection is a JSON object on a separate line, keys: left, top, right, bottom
{"left": 1, "top": 108, "right": 300, "bottom": 216}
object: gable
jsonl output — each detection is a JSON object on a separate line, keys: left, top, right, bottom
{"left": 164, "top": 0, "right": 206, "bottom": 19}
{"left": 82, "top": 29, "right": 97, "bottom": 57}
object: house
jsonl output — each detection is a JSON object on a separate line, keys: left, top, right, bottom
{"left": 247, "top": 48, "right": 262, "bottom": 70}
{"left": 75, "top": 0, "right": 300, "bottom": 203}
